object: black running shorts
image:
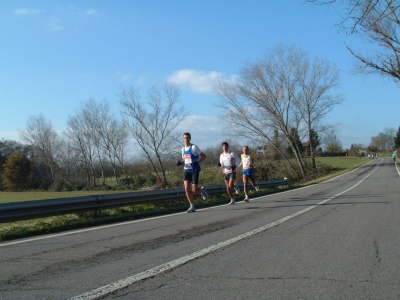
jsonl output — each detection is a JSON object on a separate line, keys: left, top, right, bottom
{"left": 183, "top": 170, "right": 200, "bottom": 184}
{"left": 223, "top": 172, "right": 236, "bottom": 180}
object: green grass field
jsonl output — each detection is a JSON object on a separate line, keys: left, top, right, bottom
{"left": 314, "top": 156, "right": 367, "bottom": 169}
{"left": 0, "top": 190, "right": 137, "bottom": 204}
{"left": 0, "top": 157, "right": 369, "bottom": 204}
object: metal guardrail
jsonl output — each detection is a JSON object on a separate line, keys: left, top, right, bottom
{"left": 0, "top": 179, "right": 289, "bottom": 223}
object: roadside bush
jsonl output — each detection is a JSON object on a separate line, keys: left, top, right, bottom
{"left": 120, "top": 177, "right": 135, "bottom": 187}
{"left": 48, "top": 182, "right": 73, "bottom": 192}
{"left": 135, "top": 175, "right": 148, "bottom": 187}
{"left": 320, "top": 152, "right": 348, "bottom": 157}
{"left": 144, "top": 173, "right": 157, "bottom": 186}
{"left": 81, "top": 184, "right": 113, "bottom": 192}
{"left": 257, "top": 158, "right": 296, "bottom": 182}
{"left": 117, "top": 173, "right": 157, "bottom": 190}
{"left": 2, "top": 151, "right": 35, "bottom": 191}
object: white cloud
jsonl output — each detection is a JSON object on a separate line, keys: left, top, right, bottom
{"left": 13, "top": 8, "right": 44, "bottom": 15}
{"left": 47, "top": 17, "right": 63, "bottom": 31}
{"left": 79, "top": 8, "right": 98, "bottom": 17}
{"left": 135, "top": 75, "right": 148, "bottom": 85}
{"left": 114, "top": 70, "right": 131, "bottom": 82}
{"left": 0, "top": 131, "right": 22, "bottom": 142}
{"left": 176, "top": 115, "right": 246, "bottom": 149}
{"left": 167, "top": 69, "right": 238, "bottom": 93}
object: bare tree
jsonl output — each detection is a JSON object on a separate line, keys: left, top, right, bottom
{"left": 384, "top": 127, "right": 396, "bottom": 150}
{"left": 81, "top": 99, "right": 108, "bottom": 185}
{"left": 295, "top": 56, "right": 344, "bottom": 169}
{"left": 371, "top": 127, "right": 396, "bottom": 150}
{"left": 215, "top": 75, "right": 304, "bottom": 177}
{"left": 87, "top": 99, "right": 130, "bottom": 184}
{"left": 215, "top": 44, "right": 341, "bottom": 178}
{"left": 307, "top": 0, "right": 400, "bottom": 83}
{"left": 65, "top": 110, "right": 97, "bottom": 186}
{"left": 371, "top": 133, "right": 386, "bottom": 150}
{"left": 322, "top": 132, "right": 343, "bottom": 153}
{"left": 348, "top": 143, "right": 365, "bottom": 157}
{"left": 56, "top": 139, "right": 81, "bottom": 187}
{"left": 66, "top": 99, "right": 130, "bottom": 187}
{"left": 119, "top": 82, "right": 189, "bottom": 186}
{"left": 19, "top": 114, "right": 63, "bottom": 185}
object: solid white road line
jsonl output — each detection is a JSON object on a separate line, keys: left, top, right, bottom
{"left": 0, "top": 159, "right": 371, "bottom": 248}
{"left": 70, "top": 161, "right": 381, "bottom": 300}
{"left": 395, "top": 160, "right": 400, "bottom": 176}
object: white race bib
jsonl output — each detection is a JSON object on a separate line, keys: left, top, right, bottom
{"left": 184, "top": 154, "right": 193, "bottom": 168}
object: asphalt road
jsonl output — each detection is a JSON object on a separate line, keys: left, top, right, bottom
{"left": 1, "top": 158, "right": 399, "bottom": 300}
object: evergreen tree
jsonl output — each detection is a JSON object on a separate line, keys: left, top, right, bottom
{"left": 309, "top": 129, "right": 321, "bottom": 169}
{"left": 272, "top": 129, "right": 282, "bottom": 160}
{"left": 288, "top": 127, "right": 303, "bottom": 157}
{"left": 309, "top": 129, "right": 321, "bottom": 152}
{"left": 2, "top": 152, "right": 35, "bottom": 191}
{"left": 394, "top": 127, "right": 400, "bottom": 149}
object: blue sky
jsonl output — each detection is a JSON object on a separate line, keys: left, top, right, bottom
{"left": 1, "top": 0, "right": 400, "bottom": 152}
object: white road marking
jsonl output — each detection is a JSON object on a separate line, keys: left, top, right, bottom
{"left": 0, "top": 213, "right": 184, "bottom": 247}
{"left": 0, "top": 159, "right": 369, "bottom": 248}
{"left": 70, "top": 161, "right": 381, "bottom": 300}
{"left": 395, "top": 160, "right": 400, "bottom": 176}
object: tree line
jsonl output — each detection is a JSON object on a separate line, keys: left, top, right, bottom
{"left": 215, "top": 44, "right": 344, "bottom": 179}
{"left": 1, "top": 82, "right": 188, "bottom": 191}
{"left": 2, "top": 33, "right": 400, "bottom": 191}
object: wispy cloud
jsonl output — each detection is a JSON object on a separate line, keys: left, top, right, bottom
{"left": 79, "top": 8, "right": 98, "bottom": 17}
{"left": 47, "top": 17, "right": 63, "bottom": 31}
{"left": 13, "top": 8, "right": 45, "bottom": 15}
{"left": 0, "top": 131, "right": 23, "bottom": 142}
{"left": 167, "top": 69, "right": 238, "bottom": 93}
{"left": 175, "top": 115, "right": 248, "bottom": 148}
{"left": 135, "top": 75, "right": 148, "bottom": 85}
{"left": 176, "top": 115, "right": 226, "bottom": 147}
{"left": 114, "top": 70, "right": 131, "bottom": 82}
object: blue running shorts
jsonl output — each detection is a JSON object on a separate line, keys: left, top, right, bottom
{"left": 242, "top": 168, "right": 255, "bottom": 177}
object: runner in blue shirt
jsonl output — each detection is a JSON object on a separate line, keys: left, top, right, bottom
{"left": 177, "top": 132, "right": 208, "bottom": 212}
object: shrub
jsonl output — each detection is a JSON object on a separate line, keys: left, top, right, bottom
{"left": 2, "top": 151, "right": 35, "bottom": 191}
{"left": 48, "top": 182, "right": 73, "bottom": 192}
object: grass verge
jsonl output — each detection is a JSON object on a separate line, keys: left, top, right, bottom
{"left": 0, "top": 188, "right": 281, "bottom": 242}
{"left": 0, "top": 157, "right": 370, "bottom": 242}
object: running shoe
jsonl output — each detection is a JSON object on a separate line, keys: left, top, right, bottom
{"left": 255, "top": 184, "right": 260, "bottom": 191}
{"left": 201, "top": 186, "right": 208, "bottom": 200}
{"left": 234, "top": 183, "right": 240, "bottom": 194}
{"left": 186, "top": 206, "right": 196, "bottom": 213}
{"left": 244, "top": 196, "right": 249, "bottom": 203}
{"left": 228, "top": 199, "right": 235, "bottom": 205}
